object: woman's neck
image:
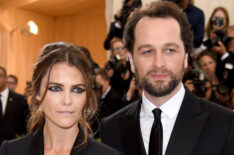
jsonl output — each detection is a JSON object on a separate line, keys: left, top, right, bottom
{"left": 43, "top": 123, "right": 79, "bottom": 154}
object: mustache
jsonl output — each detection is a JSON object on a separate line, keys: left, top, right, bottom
{"left": 146, "top": 67, "right": 173, "bottom": 76}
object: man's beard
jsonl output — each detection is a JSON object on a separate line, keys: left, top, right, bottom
{"left": 135, "top": 66, "right": 184, "bottom": 97}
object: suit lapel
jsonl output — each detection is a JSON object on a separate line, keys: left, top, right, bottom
{"left": 3, "top": 91, "right": 15, "bottom": 119}
{"left": 29, "top": 128, "right": 44, "bottom": 155}
{"left": 118, "top": 100, "right": 147, "bottom": 155}
{"left": 165, "top": 90, "right": 209, "bottom": 155}
{"left": 28, "top": 125, "right": 87, "bottom": 155}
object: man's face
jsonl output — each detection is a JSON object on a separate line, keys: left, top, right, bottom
{"left": 0, "top": 69, "right": 7, "bottom": 92}
{"left": 128, "top": 17, "right": 188, "bottom": 98}
{"left": 178, "top": 0, "right": 191, "bottom": 10}
{"left": 7, "top": 77, "right": 17, "bottom": 91}
{"left": 227, "top": 28, "right": 234, "bottom": 52}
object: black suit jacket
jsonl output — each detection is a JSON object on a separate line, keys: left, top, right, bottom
{"left": 100, "top": 90, "right": 234, "bottom": 155}
{"left": 0, "top": 91, "right": 29, "bottom": 144}
{"left": 0, "top": 126, "right": 122, "bottom": 155}
{"left": 99, "top": 87, "right": 123, "bottom": 119}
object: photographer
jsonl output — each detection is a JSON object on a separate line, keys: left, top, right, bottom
{"left": 105, "top": 37, "right": 132, "bottom": 98}
{"left": 183, "top": 69, "right": 226, "bottom": 107}
{"left": 197, "top": 50, "right": 231, "bottom": 108}
{"left": 104, "top": 0, "right": 142, "bottom": 50}
{"left": 203, "top": 7, "right": 233, "bottom": 96}
{"left": 227, "top": 25, "right": 234, "bottom": 53}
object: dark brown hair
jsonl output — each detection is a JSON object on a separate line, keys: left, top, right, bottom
{"left": 124, "top": 1, "right": 193, "bottom": 54}
{"left": 27, "top": 42, "right": 97, "bottom": 146}
{"left": 95, "top": 68, "right": 110, "bottom": 82}
{"left": 197, "top": 49, "right": 217, "bottom": 63}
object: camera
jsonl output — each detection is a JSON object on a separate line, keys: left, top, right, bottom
{"left": 105, "top": 54, "right": 121, "bottom": 70}
{"left": 183, "top": 69, "right": 206, "bottom": 97}
{"left": 210, "top": 17, "right": 224, "bottom": 27}
{"left": 203, "top": 29, "right": 231, "bottom": 48}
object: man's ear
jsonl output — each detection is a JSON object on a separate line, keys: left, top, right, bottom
{"left": 184, "top": 53, "right": 188, "bottom": 69}
{"left": 127, "top": 52, "right": 136, "bottom": 73}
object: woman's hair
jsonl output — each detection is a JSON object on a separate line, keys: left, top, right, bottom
{"left": 206, "top": 6, "right": 230, "bottom": 37}
{"left": 27, "top": 42, "right": 97, "bottom": 146}
{"left": 110, "top": 37, "right": 124, "bottom": 53}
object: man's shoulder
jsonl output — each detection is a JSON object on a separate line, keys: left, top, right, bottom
{"left": 188, "top": 4, "right": 204, "bottom": 16}
{"left": 102, "top": 99, "right": 140, "bottom": 122}
{"left": 0, "top": 133, "right": 33, "bottom": 154}
{"left": 187, "top": 91, "right": 233, "bottom": 118}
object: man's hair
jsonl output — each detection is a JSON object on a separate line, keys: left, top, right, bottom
{"left": 124, "top": 1, "right": 193, "bottom": 54}
{"left": 8, "top": 74, "right": 18, "bottom": 84}
{"left": 0, "top": 66, "right": 7, "bottom": 77}
{"left": 95, "top": 68, "right": 110, "bottom": 82}
{"left": 197, "top": 49, "right": 217, "bottom": 63}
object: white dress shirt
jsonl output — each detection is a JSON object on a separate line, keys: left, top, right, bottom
{"left": 0, "top": 88, "right": 9, "bottom": 115}
{"left": 140, "top": 85, "right": 185, "bottom": 155}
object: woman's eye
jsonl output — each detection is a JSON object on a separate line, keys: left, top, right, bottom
{"left": 48, "top": 86, "right": 62, "bottom": 92}
{"left": 73, "top": 87, "right": 85, "bottom": 93}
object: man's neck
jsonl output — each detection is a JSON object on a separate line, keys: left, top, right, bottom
{"left": 0, "top": 86, "right": 7, "bottom": 94}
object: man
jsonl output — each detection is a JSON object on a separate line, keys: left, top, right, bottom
{"left": 227, "top": 25, "right": 234, "bottom": 52}
{"left": 95, "top": 69, "right": 123, "bottom": 119}
{"left": 0, "top": 66, "right": 29, "bottom": 144}
{"left": 100, "top": 1, "right": 234, "bottom": 155}
{"left": 7, "top": 75, "right": 18, "bottom": 92}
{"left": 167, "top": 0, "right": 205, "bottom": 49}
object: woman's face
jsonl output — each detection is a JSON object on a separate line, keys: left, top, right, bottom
{"left": 37, "top": 62, "right": 86, "bottom": 129}
{"left": 112, "top": 41, "right": 127, "bottom": 61}
{"left": 199, "top": 55, "right": 217, "bottom": 76}
{"left": 212, "top": 10, "right": 227, "bottom": 30}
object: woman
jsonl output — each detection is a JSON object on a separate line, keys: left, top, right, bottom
{"left": 105, "top": 37, "right": 132, "bottom": 98}
{"left": 206, "top": 6, "right": 230, "bottom": 39}
{"left": 197, "top": 50, "right": 230, "bottom": 107}
{"left": 0, "top": 42, "right": 121, "bottom": 155}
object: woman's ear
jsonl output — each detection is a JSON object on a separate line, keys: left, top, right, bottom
{"left": 36, "top": 94, "right": 41, "bottom": 101}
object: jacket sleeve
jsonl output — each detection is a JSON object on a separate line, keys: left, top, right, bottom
{"left": 0, "top": 140, "right": 8, "bottom": 155}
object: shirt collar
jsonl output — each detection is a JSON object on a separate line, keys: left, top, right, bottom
{"left": 1, "top": 88, "right": 9, "bottom": 99}
{"left": 101, "top": 86, "right": 111, "bottom": 99}
{"left": 142, "top": 84, "right": 185, "bottom": 119}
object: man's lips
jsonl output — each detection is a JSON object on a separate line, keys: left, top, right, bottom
{"left": 151, "top": 73, "right": 168, "bottom": 79}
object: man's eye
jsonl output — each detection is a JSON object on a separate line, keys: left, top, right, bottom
{"left": 73, "top": 87, "right": 85, "bottom": 93}
{"left": 143, "top": 49, "right": 152, "bottom": 54}
{"left": 166, "top": 49, "right": 175, "bottom": 53}
{"left": 48, "top": 86, "right": 62, "bottom": 92}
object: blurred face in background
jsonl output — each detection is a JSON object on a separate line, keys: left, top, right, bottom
{"left": 7, "top": 76, "right": 17, "bottom": 91}
{"left": 227, "top": 27, "right": 234, "bottom": 51}
{"left": 212, "top": 10, "right": 227, "bottom": 29}
{"left": 112, "top": 41, "right": 127, "bottom": 61}
{"left": 199, "top": 55, "right": 217, "bottom": 77}
{"left": 0, "top": 69, "right": 7, "bottom": 92}
{"left": 177, "top": 0, "right": 191, "bottom": 10}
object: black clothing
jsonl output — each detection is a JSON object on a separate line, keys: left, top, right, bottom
{"left": 0, "top": 91, "right": 29, "bottom": 144}
{"left": 0, "top": 126, "right": 121, "bottom": 155}
{"left": 100, "top": 90, "right": 234, "bottom": 155}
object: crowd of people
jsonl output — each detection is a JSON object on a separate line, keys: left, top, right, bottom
{"left": 0, "top": 0, "right": 234, "bottom": 155}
